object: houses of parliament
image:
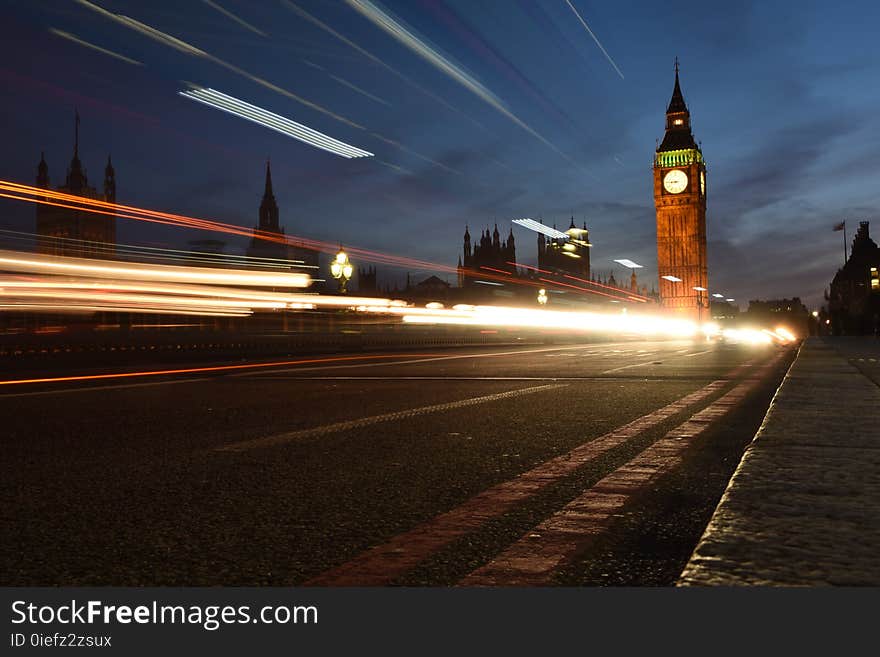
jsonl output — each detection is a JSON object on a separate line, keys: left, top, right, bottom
{"left": 32, "top": 112, "right": 317, "bottom": 274}
{"left": 456, "top": 62, "right": 706, "bottom": 314}
{"left": 35, "top": 113, "right": 116, "bottom": 258}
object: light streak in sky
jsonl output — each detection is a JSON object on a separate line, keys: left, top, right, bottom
{"left": 281, "top": 0, "right": 490, "bottom": 133}
{"left": 561, "top": 273, "right": 649, "bottom": 301}
{"left": 343, "top": 0, "right": 576, "bottom": 164}
{"left": 613, "top": 259, "right": 643, "bottom": 269}
{"left": 203, "top": 0, "right": 267, "bottom": 37}
{"left": 76, "top": 0, "right": 458, "bottom": 173}
{"left": 563, "top": 0, "right": 625, "bottom": 80}
{"left": 48, "top": 28, "right": 143, "bottom": 66}
{"left": 302, "top": 59, "right": 392, "bottom": 107}
{"left": 512, "top": 218, "right": 570, "bottom": 239}
{"left": 179, "top": 87, "right": 374, "bottom": 159}
{"left": 76, "top": 0, "right": 364, "bottom": 130}
{"left": 368, "top": 133, "right": 460, "bottom": 174}
{"left": 0, "top": 179, "right": 647, "bottom": 303}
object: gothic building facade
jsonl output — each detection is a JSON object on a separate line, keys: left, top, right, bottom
{"left": 458, "top": 224, "right": 516, "bottom": 286}
{"left": 654, "top": 60, "right": 708, "bottom": 321}
{"left": 245, "top": 161, "right": 319, "bottom": 279}
{"left": 35, "top": 113, "right": 116, "bottom": 258}
{"left": 537, "top": 217, "right": 591, "bottom": 279}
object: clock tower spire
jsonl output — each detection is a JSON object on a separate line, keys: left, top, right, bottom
{"left": 654, "top": 60, "right": 708, "bottom": 321}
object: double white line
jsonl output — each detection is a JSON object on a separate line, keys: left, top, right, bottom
{"left": 179, "top": 86, "right": 374, "bottom": 159}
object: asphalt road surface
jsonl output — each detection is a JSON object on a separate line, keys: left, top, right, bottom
{"left": 1, "top": 338, "right": 795, "bottom": 586}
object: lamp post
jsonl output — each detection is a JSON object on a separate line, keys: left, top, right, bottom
{"left": 330, "top": 247, "right": 353, "bottom": 294}
{"left": 537, "top": 288, "right": 548, "bottom": 305}
{"left": 693, "top": 286, "right": 707, "bottom": 324}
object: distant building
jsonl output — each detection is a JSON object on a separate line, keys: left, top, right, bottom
{"left": 746, "top": 298, "right": 810, "bottom": 336}
{"left": 357, "top": 265, "right": 378, "bottom": 294}
{"left": 537, "top": 217, "right": 591, "bottom": 280}
{"left": 828, "top": 221, "right": 880, "bottom": 335}
{"left": 458, "top": 224, "right": 516, "bottom": 286}
{"left": 710, "top": 300, "right": 739, "bottom": 322}
{"left": 35, "top": 112, "right": 116, "bottom": 258}
{"left": 245, "top": 160, "right": 319, "bottom": 280}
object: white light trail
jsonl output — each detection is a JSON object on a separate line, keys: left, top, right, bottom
{"left": 49, "top": 28, "right": 143, "bottom": 66}
{"left": 0, "top": 250, "right": 311, "bottom": 287}
{"left": 512, "top": 218, "right": 569, "bottom": 240}
{"left": 281, "top": 1, "right": 490, "bottom": 133}
{"left": 661, "top": 275, "right": 682, "bottom": 282}
{"left": 303, "top": 59, "right": 392, "bottom": 107}
{"left": 613, "top": 259, "right": 643, "bottom": 269}
{"left": 564, "top": 0, "right": 625, "bottom": 80}
{"left": 203, "top": 0, "right": 267, "bottom": 37}
{"left": 712, "top": 293, "right": 725, "bottom": 298}
{"left": 398, "top": 304, "right": 703, "bottom": 339}
{"left": 179, "top": 87, "right": 373, "bottom": 159}
{"left": 344, "top": 0, "right": 576, "bottom": 164}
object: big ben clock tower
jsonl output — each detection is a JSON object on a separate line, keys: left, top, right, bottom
{"left": 654, "top": 60, "right": 708, "bottom": 321}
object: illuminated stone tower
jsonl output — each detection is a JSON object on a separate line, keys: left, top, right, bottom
{"left": 653, "top": 60, "right": 708, "bottom": 320}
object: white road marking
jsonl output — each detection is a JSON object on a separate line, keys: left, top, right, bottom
{"left": 601, "top": 360, "right": 660, "bottom": 374}
{"left": 601, "top": 347, "right": 715, "bottom": 374}
{"left": 233, "top": 342, "right": 673, "bottom": 378}
{"left": 213, "top": 383, "right": 568, "bottom": 453}
{"left": 0, "top": 377, "right": 210, "bottom": 399}
{"left": 683, "top": 349, "right": 714, "bottom": 358}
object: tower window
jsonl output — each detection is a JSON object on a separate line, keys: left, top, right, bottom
{"left": 673, "top": 118, "right": 683, "bottom": 125}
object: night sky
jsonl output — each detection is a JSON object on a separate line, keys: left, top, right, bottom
{"left": 2, "top": 0, "right": 879, "bottom": 309}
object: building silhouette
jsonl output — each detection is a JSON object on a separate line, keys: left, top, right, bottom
{"left": 357, "top": 265, "right": 378, "bottom": 294}
{"left": 35, "top": 111, "right": 116, "bottom": 258}
{"left": 746, "top": 298, "right": 810, "bottom": 336}
{"left": 654, "top": 60, "right": 708, "bottom": 320}
{"left": 458, "top": 223, "right": 516, "bottom": 286}
{"left": 828, "top": 221, "right": 880, "bottom": 335}
{"left": 537, "top": 217, "right": 591, "bottom": 279}
{"left": 245, "top": 160, "right": 319, "bottom": 278}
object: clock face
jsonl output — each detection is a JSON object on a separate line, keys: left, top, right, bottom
{"left": 663, "top": 169, "right": 688, "bottom": 194}
{"left": 700, "top": 171, "right": 706, "bottom": 195}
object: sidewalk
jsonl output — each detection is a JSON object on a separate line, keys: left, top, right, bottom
{"left": 679, "top": 337, "right": 880, "bottom": 585}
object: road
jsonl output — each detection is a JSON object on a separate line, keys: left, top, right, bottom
{"left": 1, "top": 338, "right": 794, "bottom": 586}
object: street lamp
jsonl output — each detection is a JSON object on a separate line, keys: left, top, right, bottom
{"left": 692, "top": 286, "right": 706, "bottom": 323}
{"left": 537, "top": 288, "right": 548, "bottom": 305}
{"left": 330, "top": 247, "right": 353, "bottom": 294}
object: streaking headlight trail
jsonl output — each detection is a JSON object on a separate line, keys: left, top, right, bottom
{"left": 179, "top": 87, "right": 373, "bottom": 159}
{"left": 0, "top": 250, "right": 311, "bottom": 288}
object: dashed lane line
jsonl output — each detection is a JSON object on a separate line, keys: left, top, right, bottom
{"left": 304, "top": 376, "right": 742, "bottom": 586}
{"left": 234, "top": 343, "right": 700, "bottom": 378}
{"left": 458, "top": 353, "right": 786, "bottom": 586}
{"left": 212, "top": 383, "right": 568, "bottom": 453}
{"left": 304, "top": 357, "right": 764, "bottom": 586}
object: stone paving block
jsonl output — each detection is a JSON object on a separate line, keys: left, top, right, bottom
{"left": 680, "top": 338, "right": 880, "bottom": 586}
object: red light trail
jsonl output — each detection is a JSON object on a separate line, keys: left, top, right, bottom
{"left": 0, "top": 178, "right": 650, "bottom": 304}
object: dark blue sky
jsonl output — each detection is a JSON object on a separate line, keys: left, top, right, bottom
{"left": 2, "top": 0, "right": 878, "bottom": 309}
